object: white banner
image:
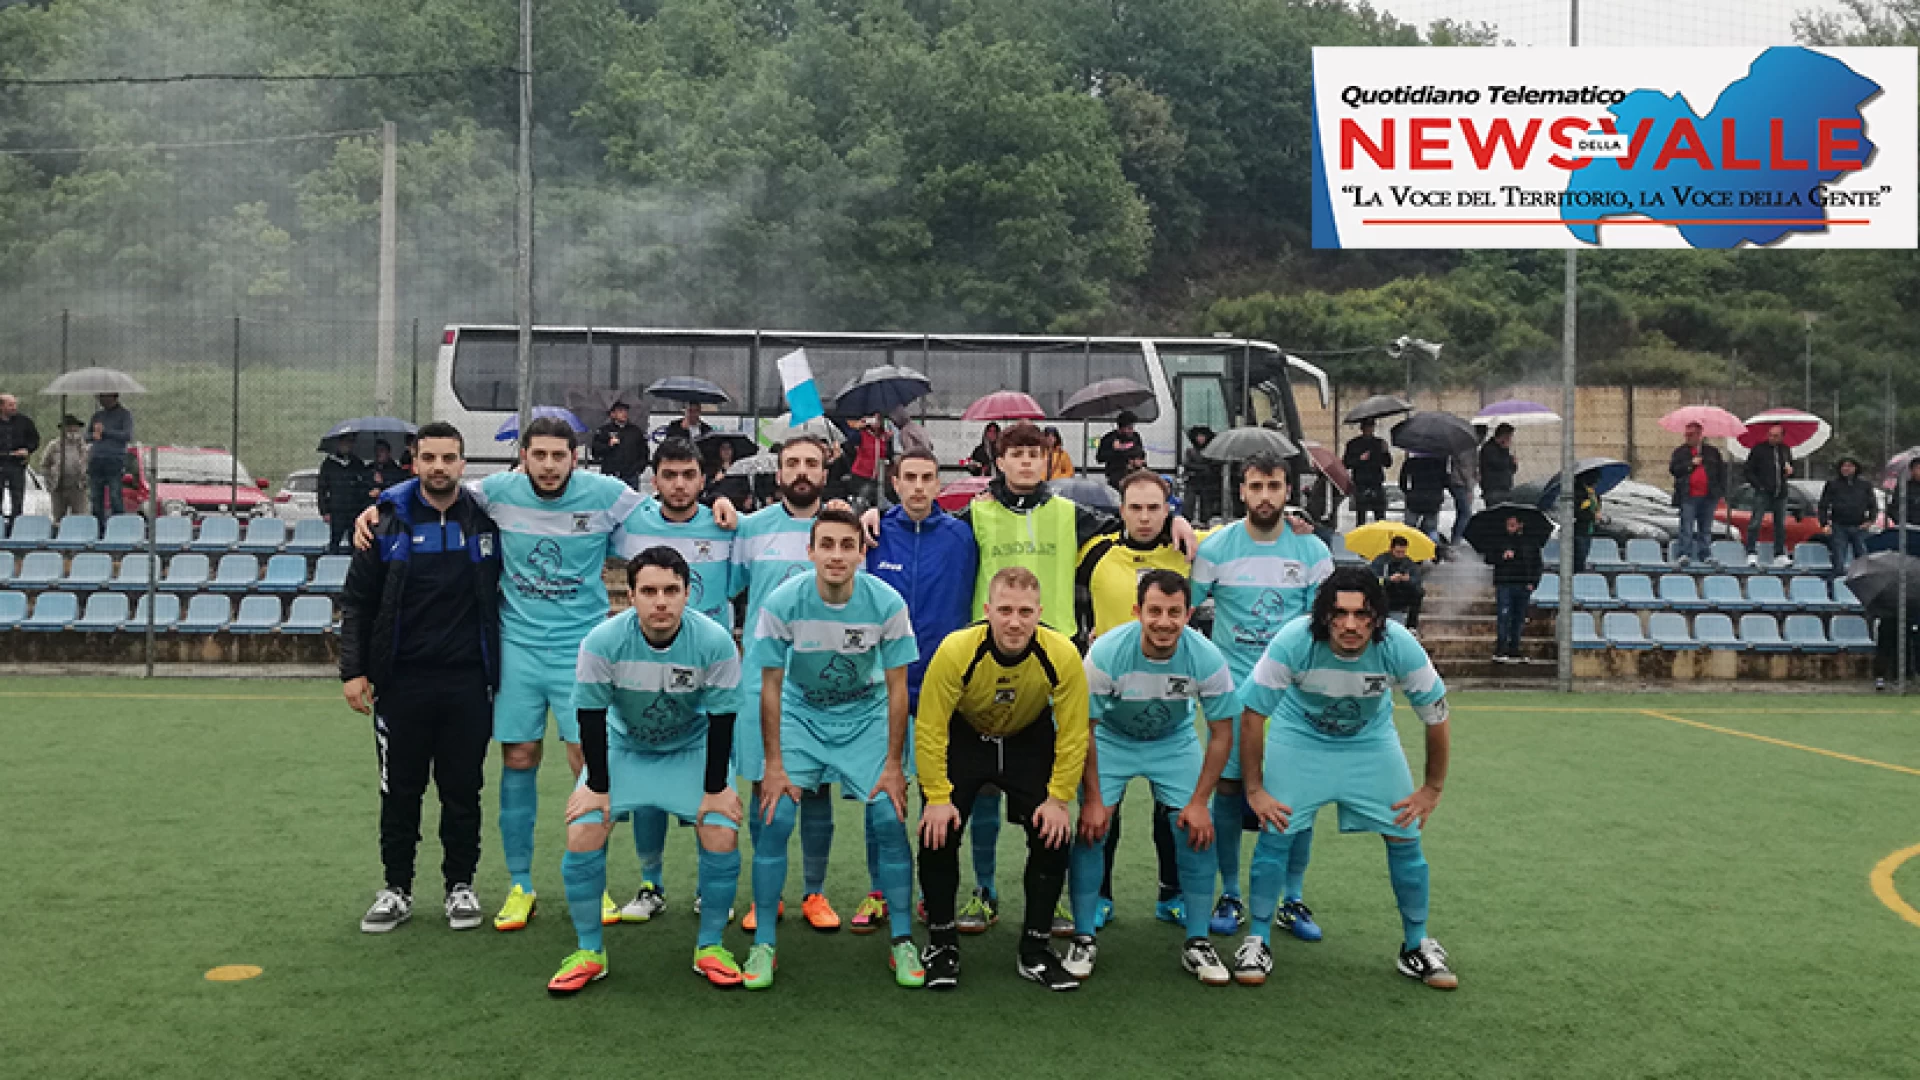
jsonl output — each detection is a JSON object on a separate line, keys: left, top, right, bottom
{"left": 1311, "top": 46, "right": 1917, "bottom": 249}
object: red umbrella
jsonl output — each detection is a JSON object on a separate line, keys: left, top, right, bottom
{"left": 936, "top": 475, "right": 992, "bottom": 512}
{"left": 1658, "top": 404, "right": 1744, "bottom": 439}
{"left": 1736, "top": 408, "right": 1825, "bottom": 450}
{"left": 962, "top": 391, "right": 1045, "bottom": 422}
{"left": 1303, "top": 440, "right": 1352, "bottom": 496}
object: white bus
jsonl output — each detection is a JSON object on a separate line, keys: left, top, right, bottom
{"left": 433, "top": 325, "right": 1328, "bottom": 482}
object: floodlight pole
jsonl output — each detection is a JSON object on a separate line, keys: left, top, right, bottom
{"left": 375, "top": 120, "right": 398, "bottom": 417}
{"left": 1555, "top": 2, "right": 1579, "bottom": 692}
{"left": 513, "top": 0, "right": 535, "bottom": 437}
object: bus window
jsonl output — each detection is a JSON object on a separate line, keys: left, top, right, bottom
{"left": 1178, "top": 376, "right": 1229, "bottom": 438}
{"left": 916, "top": 348, "right": 1022, "bottom": 417}
{"left": 625, "top": 342, "right": 750, "bottom": 411}
{"left": 1026, "top": 347, "right": 1154, "bottom": 419}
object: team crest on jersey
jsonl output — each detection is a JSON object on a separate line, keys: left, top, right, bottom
{"left": 670, "top": 667, "right": 696, "bottom": 689}
{"left": 478, "top": 535, "right": 493, "bottom": 558}
{"left": 1281, "top": 562, "right": 1304, "bottom": 585}
{"left": 1363, "top": 675, "right": 1388, "bottom": 695}
{"left": 843, "top": 628, "right": 867, "bottom": 649}
{"left": 994, "top": 688, "right": 1017, "bottom": 705}
{"left": 693, "top": 540, "right": 713, "bottom": 560}
{"left": 572, "top": 513, "right": 593, "bottom": 533}
{"left": 1167, "top": 676, "right": 1189, "bottom": 695}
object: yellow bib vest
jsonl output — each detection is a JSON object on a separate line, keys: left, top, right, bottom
{"left": 971, "top": 495, "right": 1079, "bottom": 633}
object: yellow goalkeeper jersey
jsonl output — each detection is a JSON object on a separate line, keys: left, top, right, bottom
{"left": 914, "top": 623, "right": 1089, "bottom": 805}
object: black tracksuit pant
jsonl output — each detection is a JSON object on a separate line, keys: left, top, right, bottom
{"left": 373, "top": 669, "right": 492, "bottom": 895}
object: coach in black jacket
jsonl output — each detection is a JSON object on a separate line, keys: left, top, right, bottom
{"left": 339, "top": 420, "right": 503, "bottom": 935}
{"left": 1742, "top": 424, "right": 1794, "bottom": 566}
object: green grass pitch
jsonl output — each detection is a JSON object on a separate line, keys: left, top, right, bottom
{"left": 6, "top": 680, "right": 1919, "bottom": 1079}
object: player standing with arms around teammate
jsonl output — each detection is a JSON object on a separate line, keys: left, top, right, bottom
{"left": 546, "top": 548, "right": 748, "bottom": 995}
{"left": 1232, "top": 568, "right": 1458, "bottom": 990}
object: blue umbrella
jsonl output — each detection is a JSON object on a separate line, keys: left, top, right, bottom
{"left": 647, "top": 376, "right": 730, "bottom": 406}
{"left": 495, "top": 406, "right": 588, "bottom": 443}
{"left": 833, "top": 365, "right": 931, "bottom": 418}
{"left": 1538, "top": 457, "right": 1632, "bottom": 508}
{"left": 317, "top": 417, "right": 416, "bottom": 459}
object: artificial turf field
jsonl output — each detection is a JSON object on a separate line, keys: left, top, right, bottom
{"left": 6, "top": 679, "right": 1920, "bottom": 1080}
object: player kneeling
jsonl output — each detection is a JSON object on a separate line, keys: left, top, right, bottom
{"left": 1233, "top": 567, "right": 1458, "bottom": 991}
{"left": 548, "top": 547, "right": 748, "bottom": 995}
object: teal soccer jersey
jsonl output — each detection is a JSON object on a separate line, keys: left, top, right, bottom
{"left": 1190, "top": 522, "right": 1335, "bottom": 678}
{"left": 1240, "top": 617, "right": 1449, "bottom": 747}
{"left": 731, "top": 503, "right": 816, "bottom": 616}
{"left": 573, "top": 608, "right": 742, "bottom": 754}
{"left": 747, "top": 571, "right": 917, "bottom": 744}
{"left": 1083, "top": 623, "right": 1239, "bottom": 743}
{"left": 618, "top": 498, "right": 737, "bottom": 631}
{"left": 469, "top": 470, "right": 644, "bottom": 648}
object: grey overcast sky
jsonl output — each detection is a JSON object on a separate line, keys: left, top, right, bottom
{"left": 1374, "top": 1, "right": 1859, "bottom": 47}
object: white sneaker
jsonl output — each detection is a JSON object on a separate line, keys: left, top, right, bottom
{"left": 361, "top": 887, "right": 412, "bottom": 933}
{"left": 1181, "top": 937, "right": 1231, "bottom": 986}
{"left": 1676, "top": 555, "right": 1690, "bottom": 568}
{"left": 1231, "top": 935, "right": 1273, "bottom": 986}
{"left": 621, "top": 883, "right": 666, "bottom": 923}
{"left": 1773, "top": 555, "right": 1792, "bottom": 568}
{"left": 1062, "top": 935, "right": 1098, "bottom": 979}
{"left": 1747, "top": 553, "right": 1759, "bottom": 567}
{"left": 1397, "top": 937, "right": 1460, "bottom": 990}
{"left": 444, "top": 885, "right": 483, "bottom": 931}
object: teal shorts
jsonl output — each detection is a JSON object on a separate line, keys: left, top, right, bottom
{"left": 1091, "top": 728, "right": 1201, "bottom": 809}
{"left": 495, "top": 642, "right": 581, "bottom": 745}
{"left": 778, "top": 715, "right": 890, "bottom": 804}
{"left": 1261, "top": 734, "right": 1418, "bottom": 840}
{"left": 571, "top": 740, "right": 737, "bottom": 831}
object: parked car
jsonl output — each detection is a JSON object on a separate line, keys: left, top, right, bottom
{"left": 1718, "top": 480, "right": 1830, "bottom": 549}
{"left": 125, "top": 445, "right": 272, "bottom": 518}
{"left": 272, "top": 468, "right": 321, "bottom": 521}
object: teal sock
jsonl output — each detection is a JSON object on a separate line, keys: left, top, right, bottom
{"left": 1171, "top": 810, "right": 1214, "bottom": 940}
{"left": 1211, "top": 792, "right": 1244, "bottom": 898}
{"left": 800, "top": 788, "right": 834, "bottom": 896}
{"left": 1068, "top": 838, "right": 1104, "bottom": 935}
{"left": 1386, "top": 838, "right": 1430, "bottom": 951}
{"left": 633, "top": 808, "right": 668, "bottom": 891}
{"left": 499, "top": 764, "right": 539, "bottom": 892}
{"left": 696, "top": 846, "right": 740, "bottom": 949}
{"left": 562, "top": 846, "right": 607, "bottom": 953}
{"left": 752, "top": 795, "right": 796, "bottom": 948}
{"left": 865, "top": 801, "right": 915, "bottom": 939}
{"left": 865, "top": 813, "right": 882, "bottom": 893}
{"left": 971, "top": 792, "right": 1002, "bottom": 897}
{"left": 1246, "top": 828, "right": 1295, "bottom": 944}
{"left": 1284, "top": 826, "right": 1313, "bottom": 903}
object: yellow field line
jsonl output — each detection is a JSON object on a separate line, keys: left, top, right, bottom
{"left": 1872, "top": 846, "right": 1920, "bottom": 930}
{"left": 1638, "top": 708, "right": 1920, "bottom": 777}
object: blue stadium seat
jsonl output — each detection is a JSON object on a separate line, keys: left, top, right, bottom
{"left": 160, "top": 553, "right": 211, "bottom": 592}
{"left": 127, "top": 593, "right": 181, "bottom": 631}
{"left": 22, "top": 591, "right": 77, "bottom": 630}
{"left": 108, "top": 554, "right": 155, "bottom": 591}
{"left": 285, "top": 519, "right": 329, "bottom": 556}
{"left": 0, "top": 551, "right": 11, "bottom": 584}
{"left": 1702, "top": 575, "right": 1751, "bottom": 612}
{"left": 14, "top": 551, "right": 62, "bottom": 589}
{"left": 231, "top": 595, "right": 282, "bottom": 634}
{"left": 1531, "top": 572, "right": 1559, "bottom": 609}
{"left": 1572, "top": 573, "right": 1617, "bottom": 610}
{"left": 237, "top": 517, "right": 287, "bottom": 554}
{"left": 1831, "top": 615, "right": 1875, "bottom": 653}
{"left": 1603, "top": 611, "right": 1652, "bottom": 650}
{"left": 1, "top": 515, "right": 52, "bottom": 550}
{"left": 74, "top": 592, "right": 130, "bottom": 631}
{"left": 1788, "top": 576, "right": 1838, "bottom": 613}
{"left": 1543, "top": 538, "right": 1561, "bottom": 565}
{"left": 209, "top": 554, "right": 260, "bottom": 593}
{"left": 61, "top": 552, "right": 112, "bottom": 591}
{"left": 1587, "top": 538, "right": 1626, "bottom": 572}
{"left": 1624, "top": 539, "right": 1667, "bottom": 572}
{"left": 1649, "top": 612, "right": 1696, "bottom": 650}
{"left": 1710, "top": 540, "right": 1749, "bottom": 571}
{"left": 98, "top": 514, "right": 146, "bottom": 552}
{"left": 153, "top": 515, "right": 194, "bottom": 550}
{"left": 283, "top": 596, "right": 334, "bottom": 634}
{"left": 1793, "top": 543, "right": 1834, "bottom": 574}
{"left": 47, "top": 514, "right": 99, "bottom": 551}
{"left": 0, "top": 590, "right": 24, "bottom": 629}
{"left": 190, "top": 515, "right": 241, "bottom": 552}
{"left": 1753, "top": 541, "right": 1776, "bottom": 564}
{"left": 1783, "top": 614, "right": 1836, "bottom": 654}
{"left": 260, "top": 554, "right": 307, "bottom": 593}
{"left": 1739, "top": 613, "right": 1790, "bottom": 653}
{"left": 1571, "top": 611, "right": 1604, "bottom": 649}
{"left": 1745, "top": 575, "right": 1791, "bottom": 611}
{"left": 310, "top": 555, "right": 350, "bottom": 593}
{"left": 1658, "top": 574, "right": 1706, "bottom": 611}
{"left": 1831, "top": 581, "right": 1863, "bottom": 609}
{"left": 1613, "top": 574, "right": 1657, "bottom": 608}
{"left": 1695, "top": 613, "right": 1744, "bottom": 650}
{"left": 177, "top": 593, "right": 232, "bottom": 633}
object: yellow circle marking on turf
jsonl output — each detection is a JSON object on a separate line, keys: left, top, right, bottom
{"left": 1871, "top": 845, "right": 1920, "bottom": 930}
{"left": 204, "top": 964, "right": 264, "bottom": 982}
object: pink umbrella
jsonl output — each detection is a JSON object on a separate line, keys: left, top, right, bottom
{"left": 1658, "top": 405, "right": 1744, "bottom": 439}
{"left": 1736, "top": 408, "right": 1827, "bottom": 451}
{"left": 962, "top": 391, "right": 1046, "bottom": 422}
{"left": 936, "top": 475, "right": 992, "bottom": 512}
{"left": 1303, "top": 440, "right": 1353, "bottom": 496}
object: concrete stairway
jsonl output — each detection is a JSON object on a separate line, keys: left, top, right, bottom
{"left": 1402, "top": 555, "right": 1555, "bottom": 682}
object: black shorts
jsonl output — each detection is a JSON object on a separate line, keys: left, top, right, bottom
{"left": 935, "top": 711, "right": 1058, "bottom": 827}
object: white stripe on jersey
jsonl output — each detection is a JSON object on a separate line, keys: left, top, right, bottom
{"left": 487, "top": 501, "right": 626, "bottom": 537}
{"left": 778, "top": 617, "right": 896, "bottom": 654}
{"left": 576, "top": 649, "right": 740, "bottom": 692}
{"left": 618, "top": 532, "right": 735, "bottom": 564}
{"left": 735, "top": 529, "right": 810, "bottom": 567}
{"left": 1199, "top": 555, "right": 1326, "bottom": 589}
{"left": 1102, "top": 667, "right": 1236, "bottom": 703}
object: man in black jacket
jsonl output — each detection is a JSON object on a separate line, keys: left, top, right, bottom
{"left": 1667, "top": 421, "right": 1726, "bottom": 566}
{"left": 340, "top": 421, "right": 503, "bottom": 935}
{"left": 370, "top": 440, "right": 410, "bottom": 493}
{"left": 590, "top": 401, "right": 649, "bottom": 488}
{"left": 1485, "top": 512, "right": 1544, "bottom": 663}
{"left": 1742, "top": 424, "right": 1794, "bottom": 567}
{"left": 319, "top": 436, "right": 374, "bottom": 554}
{"left": 1369, "top": 536, "right": 1425, "bottom": 633}
{"left": 1478, "top": 424, "right": 1516, "bottom": 509}
{"left": 1343, "top": 419, "right": 1391, "bottom": 524}
{"left": 1819, "top": 456, "right": 1874, "bottom": 571}
{"left": 0, "top": 393, "right": 40, "bottom": 526}
{"left": 1095, "top": 411, "right": 1148, "bottom": 489}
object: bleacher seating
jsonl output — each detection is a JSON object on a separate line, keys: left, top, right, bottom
{"left": 310, "top": 555, "right": 350, "bottom": 593}
{"left": 1745, "top": 576, "right": 1791, "bottom": 611}
{"left": 1543, "top": 538, "right": 1561, "bottom": 564}
{"left": 1571, "top": 611, "right": 1603, "bottom": 648}
{"left": 286, "top": 519, "right": 329, "bottom": 556}
{"left": 1587, "top": 538, "right": 1627, "bottom": 572}
{"left": 0, "top": 551, "right": 11, "bottom": 584}
{"left": 210, "top": 554, "right": 260, "bottom": 593}
{"left": 1, "top": 515, "right": 51, "bottom": 550}
{"left": 99, "top": 514, "right": 146, "bottom": 552}
{"left": 178, "top": 594, "right": 232, "bottom": 633}
{"left": 127, "top": 593, "right": 181, "bottom": 631}
{"left": 1793, "top": 544, "right": 1834, "bottom": 573}
{"left": 1833, "top": 581, "right": 1862, "bottom": 608}
{"left": 15, "top": 551, "right": 62, "bottom": 589}
{"left": 1614, "top": 574, "right": 1657, "bottom": 608}
{"left": 1783, "top": 615, "right": 1836, "bottom": 654}
{"left": 1831, "top": 615, "right": 1875, "bottom": 653}
{"left": 153, "top": 516, "right": 194, "bottom": 550}
{"left": 1702, "top": 575, "right": 1751, "bottom": 612}
{"left": 1789, "top": 577, "right": 1839, "bottom": 613}
{"left": 1603, "top": 612, "right": 1652, "bottom": 649}
{"left": 190, "top": 515, "right": 241, "bottom": 552}
{"left": 1572, "top": 573, "right": 1616, "bottom": 609}
{"left": 0, "top": 590, "right": 24, "bottom": 629}
{"left": 1531, "top": 572, "right": 1559, "bottom": 609}
{"left": 1739, "top": 614, "right": 1790, "bottom": 653}
{"left": 74, "top": 592, "right": 129, "bottom": 631}
{"left": 238, "top": 518, "right": 287, "bottom": 554}
{"left": 47, "top": 515, "right": 98, "bottom": 551}
{"left": 1710, "top": 541, "right": 1749, "bottom": 571}
{"left": 1624, "top": 539, "right": 1667, "bottom": 572}
{"left": 231, "top": 596, "right": 282, "bottom": 633}
{"left": 260, "top": 555, "right": 307, "bottom": 593}
{"left": 22, "top": 591, "right": 77, "bottom": 630}
{"left": 160, "top": 553, "right": 211, "bottom": 592}
{"left": 108, "top": 554, "right": 154, "bottom": 591}
{"left": 284, "top": 596, "right": 334, "bottom": 634}
{"left": 1658, "top": 574, "right": 1707, "bottom": 611}
{"left": 1695, "top": 614, "right": 1742, "bottom": 649}
{"left": 62, "top": 553, "right": 112, "bottom": 591}
{"left": 1649, "top": 613, "right": 1695, "bottom": 649}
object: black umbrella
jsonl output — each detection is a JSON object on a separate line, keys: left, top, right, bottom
{"left": 1343, "top": 394, "right": 1414, "bottom": 424}
{"left": 1464, "top": 503, "right": 1552, "bottom": 556}
{"left": 1539, "top": 458, "right": 1632, "bottom": 507}
{"left": 1050, "top": 477, "right": 1120, "bottom": 512}
{"left": 1202, "top": 426, "right": 1300, "bottom": 462}
{"left": 696, "top": 431, "right": 760, "bottom": 463}
{"left": 317, "top": 416, "right": 416, "bottom": 460}
{"left": 1390, "top": 411, "right": 1477, "bottom": 458}
{"left": 833, "top": 365, "right": 931, "bottom": 418}
{"left": 1845, "top": 552, "right": 1920, "bottom": 610}
{"left": 1060, "top": 378, "right": 1155, "bottom": 421}
{"left": 647, "top": 375, "right": 730, "bottom": 405}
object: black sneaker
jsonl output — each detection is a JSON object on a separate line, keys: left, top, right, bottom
{"left": 922, "top": 943, "right": 960, "bottom": 991}
{"left": 1397, "top": 937, "right": 1459, "bottom": 990}
{"left": 1016, "top": 949, "right": 1081, "bottom": 992}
